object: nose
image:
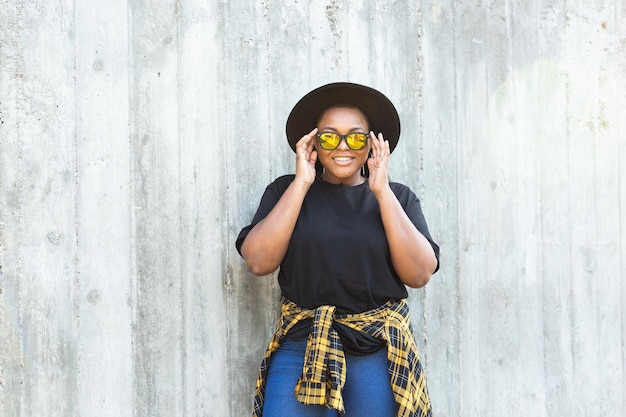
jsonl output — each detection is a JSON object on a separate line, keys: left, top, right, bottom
{"left": 336, "top": 136, "right": 351, "bottom": 150}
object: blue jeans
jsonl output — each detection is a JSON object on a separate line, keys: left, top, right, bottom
{"left": 262, "top": 337, "right": 397, "bottom": 417}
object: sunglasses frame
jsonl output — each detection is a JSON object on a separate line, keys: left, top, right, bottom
{"left": 316, "top": 132, "right": 369, "bottom": 151}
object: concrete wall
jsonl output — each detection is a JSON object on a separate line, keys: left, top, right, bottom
{"left": 0, "top": 0, "right": 624, "bottom": 416}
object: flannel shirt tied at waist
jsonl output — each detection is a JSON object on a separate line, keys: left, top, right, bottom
{"left": 252, "top": 296, "right": 431, "bottom": 417}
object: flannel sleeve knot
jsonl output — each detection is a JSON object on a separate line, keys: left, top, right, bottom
{"left": 295, "top": 304, "right": 347, "bottom": 414}
{"left": 252, "top": 297, "right": 432, "bottom": 417}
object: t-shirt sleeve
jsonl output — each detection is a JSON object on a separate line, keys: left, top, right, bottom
{"left": 235, "top": 175, "right": 295, "bottom": 255}
{"left": 391, "top": 183, "right": 441, "bottom": 273}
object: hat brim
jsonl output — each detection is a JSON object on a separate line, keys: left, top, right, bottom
{"left": 285, "top": 82, "right": 400, "bottom": 153}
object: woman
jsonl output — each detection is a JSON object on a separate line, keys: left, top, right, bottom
{"left": 236, "top": 82, "right": 439, "bottom": 417}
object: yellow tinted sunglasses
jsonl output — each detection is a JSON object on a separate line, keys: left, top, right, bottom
{"left": 316, "top": 132, "right": 369, "bottom": 150}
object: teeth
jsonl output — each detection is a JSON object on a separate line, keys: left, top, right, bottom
{"left": 334, "top": 157, "right": 352, "bottom": 161}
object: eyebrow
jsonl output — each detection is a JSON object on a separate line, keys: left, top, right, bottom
{"left": 318, "top": 127, "right": 368, "bottom": 133}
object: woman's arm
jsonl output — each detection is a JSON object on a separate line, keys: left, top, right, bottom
{"left": 367, "top": 132, "right": 437, "bottom": 288}
{"left": 375, "top": 189, "right": 438, "bottom": 288}
{"left": 240, "top": 129, "right": 318, "bottom": 276}
{"left": 240, "top": 179, "right": 310, "bottom": 275}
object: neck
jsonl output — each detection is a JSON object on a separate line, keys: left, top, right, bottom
{"left": 321, "top": 172, "right": 366, "bottom": 186}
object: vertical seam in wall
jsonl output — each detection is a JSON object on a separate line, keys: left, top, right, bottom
{"left": 622, "top": 64, "right": 626, "bottom": 412}
{"left": 548, "top": 2, "right": 574, "bottom": 412}
{"left": 265, "top": 0, "right": 272, "bottom": 180}
{"left": 220, "top": 4, "right": 234, "bottom": 415}
{"left": 562, "top": 0, "right": 575, "bottom": 384}
{"left": 12, "top": 0, "right": 26, "bottom": 412}
{"left": 71, "top": 0, "right": 82, "bottom": 413}
{"left": 620, "top": 80, "right": 625, "bottom": 413}
{"left": 616, "top": 21, "right": 626, "bottom": 408}
{"left": 346, "top": 0, "right": 350, "bottom": 76}
{"left": 175, "top": 1, "right": 186, "bottom": 415}
{"left": 415, "top": 2, "right": 429, "bottom": 365}
{"left": 532, "top": 1, "right": 549, "bottom": 413}
{"left": 451, "top": 1, "right": 463, "bottom": 411}
{"left": 126, "top": 0, "right": 138, "bottom": 414}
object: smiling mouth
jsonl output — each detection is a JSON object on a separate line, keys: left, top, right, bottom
{"left": 333, "top": 157, "right": 354, "bottom": 162}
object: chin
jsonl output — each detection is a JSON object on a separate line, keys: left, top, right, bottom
{"left": 331, "top": 170, "right": 359, "bottom": 179}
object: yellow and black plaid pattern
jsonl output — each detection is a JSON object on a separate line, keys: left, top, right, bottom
{"left": 252, "top": 297, "right": 431, "bottom": 417}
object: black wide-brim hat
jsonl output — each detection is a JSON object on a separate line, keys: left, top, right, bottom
{"left": 286, "top": 82, "right": 401, "bottom": 153}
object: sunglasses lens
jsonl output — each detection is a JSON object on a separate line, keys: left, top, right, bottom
{"left": 317, "top": 133, "right": 368, "bottom": 150}
{"left": 318, "top": 133, "right": 340, "bottom": 149}
{"left": 346, "top": 133, "right": 367, "bottom": 150}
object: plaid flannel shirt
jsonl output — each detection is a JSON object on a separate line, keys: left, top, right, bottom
{"left": 252, "top": 297, "right": 432, "bottom": 417}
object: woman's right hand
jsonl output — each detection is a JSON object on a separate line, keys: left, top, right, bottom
{"left": 241, "top": 128, "right": 318, "bottom": 276}
{"left": 294, "top": 128, "right": 318, "bottom": 186}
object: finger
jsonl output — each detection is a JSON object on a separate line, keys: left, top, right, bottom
{"left": 375, "top": 133, "right": 390, "bottom": 159}
{"left": 378, "top": 134, "right": 388, "bottom": 156}
{"left": 306, "top": 128, "right": 319, "bottom": 152}
{"left": 371, "top": 133, "right": 381, "bottom": 161}
{"left": 296, "top": 130, "right": 316, "bottom": 158}
{"left": 305, "top": 127, "right": 318, "bottom": 143}
{"left": 367, "top": 156, "right": 376, "bottom": 172}
{"left": 297, "top": 128, "right": 318, "bottom": 146}
{"left": 369, "top": 131, "right": 377, "bottom": 143}
{"left": 369, "top": 131, "right": 380, "bottom": 157}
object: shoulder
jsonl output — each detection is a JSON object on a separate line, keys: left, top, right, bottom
{"left": 389, "top": 181, "right": 418, "bottom": 202}
{"left": 266, "top": 174, "right": 295, "bottom": 194}
{"left": 388, "top": 182, "right": 424, "bottom": 211}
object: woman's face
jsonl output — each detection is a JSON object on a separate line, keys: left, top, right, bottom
{"left": 316, "top": 106, "right": 370, "bottom": 185}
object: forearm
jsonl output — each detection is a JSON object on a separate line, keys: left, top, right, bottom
{"left": 376, "top": 188, "right": 438, "bottom": 288}
{"left": 241, "top": 179, "right": 311, "bottom": 276}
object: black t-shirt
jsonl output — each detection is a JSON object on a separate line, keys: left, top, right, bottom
{"left": 236, "top": 175, "right": 440, "bottom": 351}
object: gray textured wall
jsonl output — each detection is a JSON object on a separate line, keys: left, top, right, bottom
{"left": 1, "top": 0, "right": 625, "bottom": 416}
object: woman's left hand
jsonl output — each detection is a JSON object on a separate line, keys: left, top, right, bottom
{"left": 367, "top": 131, "right": 437, "bottom": 287}
{"left": 367, "top": 131, "right": 391, "bottom": 195}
